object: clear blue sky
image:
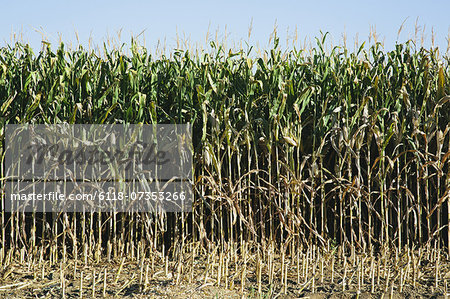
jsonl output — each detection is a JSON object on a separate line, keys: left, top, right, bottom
{"left": 1, "top": 0, "right": 449, "bottom": 54}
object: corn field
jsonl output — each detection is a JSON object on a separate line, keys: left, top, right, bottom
{"left": 0, "top": 36, "right": 449, "bottom": 296}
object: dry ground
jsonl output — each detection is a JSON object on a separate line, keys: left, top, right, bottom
{"left": 0, "top": 247, "right": 449, "bottom": 298}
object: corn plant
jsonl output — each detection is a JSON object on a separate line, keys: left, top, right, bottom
{"left": 0, "top": 37, "right": 449, "bottom": 293}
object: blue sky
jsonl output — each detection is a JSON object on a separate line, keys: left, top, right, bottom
{"left": 1, "top": 0, "right": 449, "bottom": 53}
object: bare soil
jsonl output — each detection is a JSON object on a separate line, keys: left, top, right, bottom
{"left": 0, "top": 250, "right": 448, "bottom": 298}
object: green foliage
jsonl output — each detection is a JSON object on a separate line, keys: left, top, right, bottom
{"left": 0, "top": 37, "right": 449, "bottom": 250}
